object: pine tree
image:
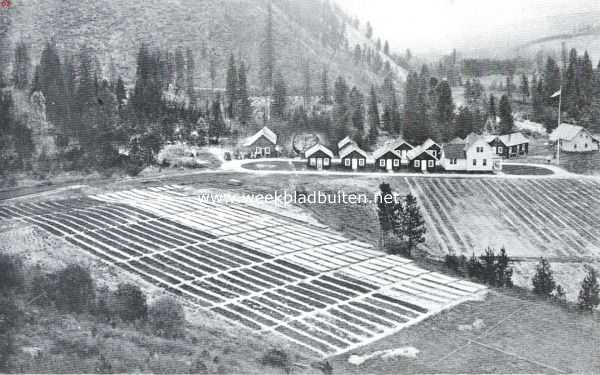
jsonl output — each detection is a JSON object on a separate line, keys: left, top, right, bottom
{"left": 367, "top": 85, "right": 380, "bottom": 144}
{"left": 382, "top": 106, "right": 393, "bottom": 133}
{"left": 383, "top": 40, "right": 390, "bottom": 56}
{"left": 581, "top": 51, "right": 594, "bottom": 107}
{"left": 520, "top": 74, "right": 530, "bottom": 104}
{"left": 225, "top": 54, "right": 238, "bottom": 119}
{"left": 260, "top": 2, "right": 275, "bottom": 93}
{"left": 435, "top": 80, "right": 454, "bottom": 141}
{"left": 115, "top": 76, "right": 126, "bottom": 107}
{"left": 38, "top": 42, "right": 68, "bottom": 134}
{"left": 271, "top": 71, "right": 287, "bottom": 120}
{"left": 209, "top": 94, "right": 225, "bottom": 143}
{"left": 175, "top": 47, "right": 185, "bottom": 91}
{"left": 578, "top": 265, "right": 600, "bottom": 311}
{"left": 402, "top": 193, "right": 426, "bottom": 257}
{"left": 320, "top": 67, "right": 330, "bottom": 104}
{"left": 12, "top": 41, "right": 30, "bottom": 89}
{"left": 532, "top": 77, "right": 545, "bottom": 123}
{"left": 498, "top": 94, "right": 513, "bottom": 135}
{"left": 302, "top": 59, "right": 311, "bottom": 109}
{"left": 237, "top": 60, "right": 251, "bottom": 126}
{"left": 377, "top": 183, "right": 397, "bottom": 236}
{"left": 488, "top": 94, "right": 497, "bottom": 120}
{"left": 333, "top": 76, "right": 350, "bottom": 139}
{"left": 532, "top": 258, "right": 556, "bottom": 297}
{"left": 544, "top": 57, "right": 562, "bottom": 106}
{"left": 186, "top": 48, "right": 195, "bottom": 102}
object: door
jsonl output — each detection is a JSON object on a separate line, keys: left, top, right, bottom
{"left": 386, "top": 159, "right": 392, "bottom": 170}
{"left": 421, "top": 160, "right": 427, "bottom": 172}
{"left": 316, "top": 158, "right": 323, "bottom": 169}
{"left": 352, "top": 159, "right": 358, "bottom": 170}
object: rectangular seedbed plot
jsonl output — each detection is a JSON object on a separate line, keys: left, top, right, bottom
{"left": 166, "top": 251, "right": 218, "bottom": 274}
{"left": 220, "top": 239, "right": 273, "bottom": 259}
{"left": 349, "top": 301, "right": 409, "bottom": 324}
{"left": 276, "top": 289, "right": 326, "bottom": 309}
{"left": 154, "top": 255, "right": 204, "bottom": 278}
{"left": 335, "top": 273, "right": 378, "bottom": 291}
{"left": 202, "top": 243, "right": 254, "bottom": 265}
{"left": 57, "top": 214, "right": 99, "bottom": 230}
{"left": 32, "top": 221, "right": 64, "bottom": 236}
{"left": 226, "top": 303, "right": 276, "bottom": 327}
{"left": 40, "top": 219, "right": 78, "bottom": 235}
{"left": 124, "top": 226, "right": 178, "bottom": 248}
{"left": 211, "top": 306, "right": 262, "bottom": 330}
{"left": 64, "top": 237, "right": 114, "bottom": 262}
{"left": 242, "top": 268, "right": 285, "bottom": 287}
{"left": 185, "top": 246, "right": 240, "bottom": 268}
{"left": 303, "top": 317, "right": 362, "bottom": 344}
{"left": 143, "top": 222, "right": 199, "bottom": 244}
{"left": 274, "top": 260, "right": 319, "bottom": 277}
{"left": 220, "top": 275, "right": 262, "bottom": 293}
{"left": 98, "top": 229, "right": 152, "bottom": 254}
{"left": 88, "top": 209, "right": 129, "bottom": 224}
{"left": 178, "top": 248, "right": 231, "bottom": 270}
{"left": 231, "top": 270, "right": 274, "bottom": 289}
{"left": 129, "top": 224, "right": 187, "bottom": 247}
{"left": 298, "top": 283, "right": 349, "bottom": 302}
{"left": 180, "top": 283, "right": 222, "bottom": 303}
{"left": 253, "top": 295, "right": 302, "bottom": 317}
{"left": 363, "top": 297, "right": 419, "bottom": 319}
{"left": 311, "top": 280, "right": 357, "bottom": 298}
{"left": 128, "top": 261, "right": 181, "bottom": 285}
{"left": 155, "top": 221, "right": 211, "bottom": 243}
{"left": 240, "top": 299, "right": 286, "bottom": 321}
{"left": 253, "top": 265, "right": 296, "bottom": 283}
{"left": 207, "top": 277, "right": 251, "bottom": 296}
{"left": 109, "top": 228, "right": 160, "bottom": 251}
{"left": 264, "top": 292, "right": 313, "bottom": 313}
{"left": 327, "top": 308, "right": 381, "bottom": 333}
{"left": 338, "top": 304, "right": 394, "bottom": 328}
{"left": 320, "top": 275, "right": 369, "bottom": 294}
{"left": 261, "top": 263, "right": 306, "bottom": 281}
{"left": 288, "top": 285, "right": 336, "bottom": 305}
{"left": 314, "top": 313, "right": 373, "bottom": 338}
{"left": 74, "top": 235, "right": 129, "bottom": 260}
{"left": 194, "top": 281, "right": 238, "bottom": 299}
{"left": 289, "top": 320, "right": 348, "bottom": 349}
{"left": 160, "top": 218, "right": 217, "bottom": 239}
{"left": 211, "top": 242, "right": 266, "bottom": 264}
{"left": 139, "top": 257, "right": 195, "bottom": 281}
{"left": 274, "top": 326, "right": 334, "bottom": 355}
{"left": 372, "top": 293, "right": 428, "bottom": 314}
{"left": 86, "top": 232, "right": 142, "bottom": 258}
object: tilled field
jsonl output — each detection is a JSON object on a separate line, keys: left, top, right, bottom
{"left": 0, "top": 185, "right": 485, "bottom": 358}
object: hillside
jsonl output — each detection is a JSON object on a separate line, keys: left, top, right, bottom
{"left": 5, "top": 0, "right": 406, "bottom": 92}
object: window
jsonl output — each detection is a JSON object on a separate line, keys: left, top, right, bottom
{"left": 393, "top": 159, "right": 400, "bottom": 167}
{"left": 380, "top": 159, "right": 386, "bottom": 167}
{"left": 415, "top": 160, "right": 420, "bottom": 168}
{"left": 256, "top": 147, "right": 261, "bottom": 155}
{"left": 473, "top": 159, "right": 477, "bottom": 166}
{"left": 483, "top": 159, "right": 487, "bottom": 166}
{"left": 476, "top": 146, "right": 484, "bottom": 153}
{"left": 345, "top": 158, "right": 351, "bottom": 166}
{"left": 450, "top": 158, "right": 457, "bottom": 165}
{"left": 324, "top": 158, "right": 330, "bottom": 166}
{"left": 585, "top": 143, "right": 588, "bottom": 149}
{"left": 264, "top": 147, "right": 271, "bottom": 155}
{"left": 431, "top": 150, "right": 437, "bottom": 157}
{"left": 497, "top": 146, "right": 503, "bottom": 154}
{"left": 358, "top": 159, "right": 365, "bottom": 167}
{"left": 428, "top": 160, "right": 434, "bottom": 168}
{"left": 309, "top": 158, "right": 316, "bottom": 166}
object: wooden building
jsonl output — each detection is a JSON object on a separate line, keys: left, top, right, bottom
{"left": 487, "top": 132, "right": 529, "bottom": 159}
{"left": 407, "top": 146, "right": 438, "bottom": 172}
{"left": 305, "top": 144, "right": 334, "bottom": 169}
{"left": 549, "top": 123, "right": 599, "bottom": 152}
{"left": 242, "top": 127, "right": 278, "bottom": 158}
{"left": 339, "top": 144, "right": 368, "bottom": 170}
{"left": 373, "top": 146, "right": 402, "bottom": 171}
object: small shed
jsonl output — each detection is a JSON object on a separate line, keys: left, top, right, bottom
{"left": 305, "top": 144, "right": 334, "bottom": 169}
{"left": 408, "top": 146, "right": 438, "bottom": 172}
{"left": 339, "top": 144, "right": 368, "bottom": 170}
{"left": 242, "top": 127, "right": 278, "bottom": 158}
{"left": 373, "top": 146, "right": 402, "bottom": 171}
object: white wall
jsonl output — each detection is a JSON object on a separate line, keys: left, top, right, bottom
{"left": 561, "top": 130, "right": 599, "bottom": 152}
{"left": 466, "top": 139, "right": 498, "bottom": 172}
{"left": 441, "top": 158, "right": 467, "bottom": 171}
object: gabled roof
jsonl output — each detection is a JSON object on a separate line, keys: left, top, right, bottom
{"left": 305, "top": 143, "right": 334, "bottom": 159}
{"left": 243, "top": 127, "right": 277, "bottom": 147}
{"left": 388, "top": 138, "right": 414, "bottom": 150}
{"left": 448, "top": 137, "right": 464, "bottom": 144}
{"left": 496, "top": 132, "right": 529, "bottom": 146}
{"left": 422, "top": 138, "right": 441, "bottom": 150}
{"left": 337, "top": 136, "right": 353, "bottom": 150}
{"left": 373, "top": 146, "right": 402, "bottom": 160}
{"left": 549, "top": 123, "right": 588, "bottom": 141}
{"left": 464, "top": 132, "right": 481, "bottom": 146}
{"left": 443, "top": 143, "right": 467, "bottom": 159}
{"left": 407, "top": 145, "right": 436, "bottom": 160}
{"left": 339, "top": 143, "right": 368, "bottom": 159}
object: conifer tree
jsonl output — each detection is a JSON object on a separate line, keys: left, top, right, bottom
{"left": 435, "top": 80, "right": 454, "bottom": 141}
{"left": 498, "top": 94, "right": 513, "bottom": 135}
{"left": 320, "top": 67, "right": 330, "bottom": 104}
{"left": 186, "top": 48, "right": 195, "bottom": 102}
{"left": 12, "top": 41, "right": 30, "bottom": 89}
{"left": 578, "top": 265, "right": 600, "bottom": 312}
{"left": 532, "top": 258, "right": 556, "bottom": 297}
{"left": 116, "top": 76, "right": 126, "bottom": 107}
{"left": 367, "top": 85, "right": 380, "bottom": 147}
{"left": 175, "top": 47, "right": 185, "bottom": 91}
{"left": 544, "top": 57, "right": 561, "bottom": 106}
{"left": 403, "top": 193, "right": 426, "bottom": 257}
{"left": 225, "top": 53, "right": 238, "bottom": 119}
{"left": 520, "top": 74, "right": 530, "bottom": 104}
{"left": 237, "top": 60, "right": 251, "bottom": 126}
{"left": 383, "top": 40, "right": 390, "bottom": 56}
{"left": 271, "top": 71, "right": 287, "bottom": 120}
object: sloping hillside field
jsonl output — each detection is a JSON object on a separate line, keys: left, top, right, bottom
{"left": 0, "top": 186, "right": 484, "bottom": 358}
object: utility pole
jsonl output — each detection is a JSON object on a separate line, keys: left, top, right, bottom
{"left": 556, "top": 85, "right": 562, "bottom": 165}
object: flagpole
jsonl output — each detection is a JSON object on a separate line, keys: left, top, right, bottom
{"left": 556, "top": 85, "right": 562, "bottom": 165}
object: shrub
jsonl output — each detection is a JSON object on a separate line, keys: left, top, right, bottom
{"left": 0, "top": 254, "right": 24, "bottom": 294}
{"left": 259, "top": 348, "right": 292, "bottom": 373}
{"left": 532, "top": 258, "right": 556, "bottom": 297}
{"left": 577, "top": 265, "right": 600, "bottom": 312}
{"left": 113, "top": 283, "right": 147, "bottom": 323}
{"left": 148, "top": 296, "right": 185, "bottom": 338}
{"left": 444, "top": 253, "right": 468, "bottom": 276}
{"left": 466, "top": 248, "right": 513, "bottom": 287}
{"left": 54, "top": 264, "right": 96, "bottom": 314}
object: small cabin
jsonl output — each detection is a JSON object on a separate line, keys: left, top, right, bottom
{"left": 339, "top": 144, "right": 368, "bottom": 170}
{"left": 408, "top": 146, "right": 438, "bottom": 172}
{"left": 305, "top": 144, "right": 334, "bottom": 169}
{"left": 389, "top": 139, "right": 414, "bottom": 164}
{"left": 373, "top": 147, "right": 402, "bottom": 171}
{"left": 242, "top": 127, "right": 278, "bottom": 158}
{"left": 488, "top": 132, "right": 529, "bottom": 158}
{"left": 421, "top": 138, "right": 442, "bottom": 160}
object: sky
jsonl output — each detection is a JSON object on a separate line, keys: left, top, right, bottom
{"left": 338, "top": 0, "right": 600, "bottom": 55}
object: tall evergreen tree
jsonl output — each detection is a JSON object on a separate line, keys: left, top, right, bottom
{"left": 581, "top": 51, "right": 594, "bottom": 107}
{"left": 383, "top": 40, "right": 390, "bottom": 55}
{"left": 271, "top": 71, "right": 287, "bottom": 120}
{"left": 532, "top": 77, "right": 545, "bottom": 123}
{"left": 115, "top": 76, "right": 126, "bottom": 107}
{"left": 435, "top": 80, "right": 454, "bottom": 141}
{"left": 403, "top": 193, "right": 426, "bottom": 257}
{"left": 349, "top": 86, "right": 365, "bottom": 138}
{"left": 578, "top": 265, "right": 600, "bottom": 311}
{"left": 260, "top": 2, "right": 275, "bottom": 94}
{"left": 498, "top": 94, "right": 513, "bottom": 135}
{"left": 367, "top": 85, "right": 380, "bottom": 148}
{"left": 237, "top": 60, "right": 251, "bottom": 126}
{"left": 186, "top": 48, "right": 195, "bottom": 102}
{"left": 544, "top": 57, "right": 562, "bottom": 106}
{"left": 333, "top": 76, "right": 350, "bottom": 137}
{"left": 532, "top": 258, "right": 556, "bottom": 297}
{"left": 302, "top": 59, "right": 311, "bottom": 109}
{"left": 174, "top": 47, "right": 185, "bottom": 91}
{"left": 225, "top": 54, "right": 238, "bottom": 119}
{"left": 38, "top": 42, "right": 68, "bottom": 134}
{"left": 320, "top": 67, "right": 330, "bottom": 104}
{"left": 12, "top": 41, "right": 30, "bottom": 89}
{"left": 519, "top": 74, "right": 530, "bottom": 103}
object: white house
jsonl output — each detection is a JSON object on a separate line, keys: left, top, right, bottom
{"left": 549, "top": 123, "right": 599, "bottom": 152}
{"left": 442, "top": 135, "right": 502, "bottom": 172}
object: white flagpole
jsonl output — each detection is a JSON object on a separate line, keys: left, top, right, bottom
{"left": 556, "top": 86, "right": 562, "bottom": 165}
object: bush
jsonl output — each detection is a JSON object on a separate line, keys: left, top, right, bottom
{"left": 578, "top": 265, "right": 600, "bottom": 312}
{"left": 259, "top": 348, "right": 292, "bottom": 373}
{"left": 148, "top": 296, "right": 185, "bottom": 338}
{"left": 532, "top": 258, "right": 556, "bottom": 297}
{"left": 444, "top": 254, "right": 468, "bottom": 276}
{"left": 466, "top": 248, "right": 513, "bottom": 287}
{"left": 54, "top": 265, "right": 96, "bottom": 314}
{"left": 0, "top": 254, "right": 24, "bottom": 294}
{"left": 113, "top": 283, "right": 147, "bottom": 323}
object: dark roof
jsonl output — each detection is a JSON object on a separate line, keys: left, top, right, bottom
{"left": 443, "top": 143, "right": 466, "bottom": 159}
